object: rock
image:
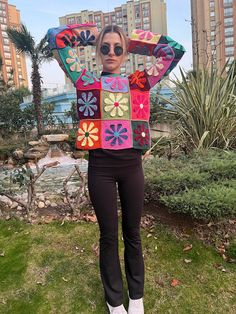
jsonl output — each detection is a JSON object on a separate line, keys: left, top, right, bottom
{"left": 29, "top": 141, "right": 49, "bottom": 147}
{"left": 12, "top": 149, "right": 24, "bottom": 160}
{"left": 38, "top": 201, "right": 45, "bottom": 209}
{"left": 7, "top": 157, "right": 15, "bottom": 165}
{"left": 5, "top": 215, "right": 11, "bottom": 220}
{"left": 51, "top": 202, "right": 57, "bottom": 208}
{"left": 45, "top": 200, "right": 51, "bottom": 206}
{"left": 17, "top": 206, "right": 22, "bottom": 210}
{"left": 10, "top": 202, "right": 18, "bottom": 209}
{"left": 24, "top": 150, "right": 46, "bottom": 160}
{"left": 38, "top": 195, "right": 45, "bottom": 202}
{"left": 41, "top": 134, "right": 69, "bottom": 143}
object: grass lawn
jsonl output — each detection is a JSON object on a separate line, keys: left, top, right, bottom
{"left": 0, "top": 218, "right": 235, "bottom": 314}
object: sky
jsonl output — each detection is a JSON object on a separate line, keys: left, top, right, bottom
{"left": 9, "top": 0, "right": 193, "bottom": 88}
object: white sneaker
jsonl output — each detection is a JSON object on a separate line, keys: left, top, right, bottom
{"left": 106, "top": 301, "right": 127, "bottom": 314}
{"left": 127, "top": 293, "right": 144, "bottom": 314}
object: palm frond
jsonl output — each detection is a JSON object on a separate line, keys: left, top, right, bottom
{"left": 7, "top": 24, "right": 35, "bottom": 55}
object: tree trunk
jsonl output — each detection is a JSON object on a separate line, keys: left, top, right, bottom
{"left": 31, "top": 60, "right": 43, "bottom": 137}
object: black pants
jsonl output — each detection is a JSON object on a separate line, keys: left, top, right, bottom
{"left": 88, "top": 162, "right": 145, "bottom": 307}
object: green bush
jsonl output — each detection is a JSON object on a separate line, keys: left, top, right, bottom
{"left": 144, "top": 150, "right": 236, "bottom": 220}
{"left": 160, "top": 180, "right": 236, "bottom": 220}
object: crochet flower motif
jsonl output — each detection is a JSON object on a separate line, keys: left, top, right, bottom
{"left": 82, "top": 71, "right": 100, "bottom": 86}
{"left": 77, "top": 30, "right": 95, "bottom": 46}
{"left": 78, "top": 92, "right": 97, "bottom": 117}
{"left": 104, "top": 93, "right": 129, "bottom": 117}
{"left": 105, "top": 76, "right": 127, "bottom": 91}
{"left": 133, "top": 95, "right": 149, "bottom": 119}
{"left": 105, "top": 124, "right": 128, "bottom": 146}
{"left": 61, "top": 33, "right": 77, "bottom": 47}
{"left": 77, "top": 122, "right": 99, "bottom": 147}
{"left": 66, "top": 49, "right": 82, "bottom": 72}
{"left": 129, "top": 45, "right": 150, "bottom": 56}
{"left": 129, "top": 71, "right": 147, "bottom": 88}
{"left": 135, "top": 30, "right": 154, "bottom": 41}
{"left": 134, "top": 124, "right": 149, "bottom": 146}
{"left": 147, "top": 58, "right": 164, "bottom": 76}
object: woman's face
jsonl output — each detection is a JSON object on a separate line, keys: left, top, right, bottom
{"left": 100, "top": 32, "right": 124, "bottom": 74}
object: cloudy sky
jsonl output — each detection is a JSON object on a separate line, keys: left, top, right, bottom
{"left": 9, "top": 0, "right": 193, "bottom": 88}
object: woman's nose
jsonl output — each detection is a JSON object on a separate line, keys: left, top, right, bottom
{"left": 108, "top": 46, "right": 115, "bottom": 56}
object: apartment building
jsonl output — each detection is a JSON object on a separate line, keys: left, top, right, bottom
{"left": 0, "top": 0, "right": 28, "bottom": 88}
{"left": 191, "top": 0, "right": 235, "bottom": 70}
{"left": 59, "top": 0, "right": 167, "bottom": 83}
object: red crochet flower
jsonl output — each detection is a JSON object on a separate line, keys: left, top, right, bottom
{"left": 129, "top": 71, "right": 147, "bottom": 88}
{"left": 134, "top": 124, "right": 149, "bottom": 146}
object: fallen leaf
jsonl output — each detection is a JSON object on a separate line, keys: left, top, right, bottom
{"left": 171, "top": 279, "right": 180, "bottom": 287}
{"left": 147, "top": 233, "right": 152, "bottom": 238}
{"left": 0, "top": 251, "right": 5, "bottom": 257}
{"left": 183, "top": 244, "right": 193, "bottom": 252}
{"left": 62, "top": 277, "right": 69, "bottom": 282}
{"left": 184, "top": 259, "right": 192, "bottom": 263}
{"left": 85, "top": 214, "right": 97, "bottom": 222}
{"left": 228, "top": 219, "right": 236, "bottom": 225}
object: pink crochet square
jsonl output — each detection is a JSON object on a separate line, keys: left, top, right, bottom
{"left": 101, "top": 120, "right": 132, "bottom": 149}
{"left": 130, "top": 90, "right": 150, "bottom": 120}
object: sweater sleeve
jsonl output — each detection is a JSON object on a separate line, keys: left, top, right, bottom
{"left": 47, "top": 23, "right": 98, "bottom": 84}
{"left": 128, "top": 29, "right": 185, "bottom": 89}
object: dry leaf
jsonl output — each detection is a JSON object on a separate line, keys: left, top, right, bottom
{"left": 228, "top": 219, "right": 236, "bottom": 225}
{"left": 62, "top": 277, "right": 69, "bottom": 282}
{"left": 0, "top": 251, "right": 5, "bottom": 257}
{"left": 85, "top": 214, "right": 97, "bottom": 223}
{"left": 171, "top": 279, "right": 180, "bottom": 287}
{"left": 147, "top": 233, "right": 152, "bottom": 238}
{"left": 184, "top": 259, "right": 192, "bottom": 263}
{"left": 183, "top": 244, "right": 193, "bottom": 252}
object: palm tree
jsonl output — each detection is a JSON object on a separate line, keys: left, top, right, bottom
{"left": 7, "top": 24, "right": 53, "bottom": 136}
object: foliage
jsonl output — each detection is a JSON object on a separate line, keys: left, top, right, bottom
{"left": 0, "top": 87, "right": 31, "bottom": 136}
{"left": 144, "top": 150, "right": 236, "bottom": 220}
{"left": 160, "top": 180, "right": 236, "bottom": 220}
{"left": 7, "top": 24, "right": 53, "bottom": 136}
{"left": 161, "top": 62, "right": 236, "bottom": 150}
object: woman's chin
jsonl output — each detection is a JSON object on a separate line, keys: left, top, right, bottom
{"left": 103, "top": 65, "right": 120, "bottom": 74}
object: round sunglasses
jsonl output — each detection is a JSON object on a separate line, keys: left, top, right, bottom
{"left": 100, "top": 44, "right": 123, "bottom": 56}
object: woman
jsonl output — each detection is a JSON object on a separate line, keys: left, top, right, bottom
{"left": 47, "top": 23, "right": 185, "bottom": 314}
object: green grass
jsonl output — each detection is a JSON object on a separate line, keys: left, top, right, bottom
{"left": 0, "top": 218, "right": 235, "bottom": 314}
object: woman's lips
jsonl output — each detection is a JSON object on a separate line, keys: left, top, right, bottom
{"left": 106, "top": 59, "right": 116, "bottom": 62}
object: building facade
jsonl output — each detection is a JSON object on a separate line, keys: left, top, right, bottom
{"left": 191, "top": 0, "right": 235, "bottom": 70}
{"left": 0, "top": 0, "right": 28, "bottom": 88}
{"left": 59, "top": 0, "right": 167, "bottom": 84}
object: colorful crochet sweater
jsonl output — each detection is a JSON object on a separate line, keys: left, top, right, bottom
{"left": 47, "top": 23, "right": 185, "bottom": 150}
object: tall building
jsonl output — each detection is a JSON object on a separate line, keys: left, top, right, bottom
{"left": 59, "top": 0, "right": 167, "bottom": 83}
{"left": 191, "top": 0, "right": 235, "bottom": 71}
{"left": 0, "top": 0, "right": 28, "bottom": 88}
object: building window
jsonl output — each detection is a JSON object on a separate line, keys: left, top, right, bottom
{"left": 209, "top": 1, "right": 214, "bottom": 8}
{"left": 5, "top": 59, "right": 11, "bottom": 65}
{"left": 210, "top": 11, "right": 215, "bottom": 17}
{"left": 225, "top": 27, "right": 234, "bottom": 36}
{"left": 224, "top": 17, "right": 233, "bottom": 26}
{"left": 4, "top": 52, "right": 11, "bottom": 59}
{"left": 3, "top": 38, "right": 9, "bottom": 45}
{"left": 67, "top": 17, "right": 75, "bottom": 24}
{"left": 1, "top": 31, "right": 7, "bottom": 37}
{"left": 88, "top": 14, "right": 93, "bottom": 22}
{"left": 225, "top": 46, "right": 234, "bottom": 56}
{"left": 224, "top": 8, "right": 233, "bottom": 16}
{"left": 225, "top": 37, "right": 234, "bottom": 46}
{"left": 3, "top": 45, "right": 10, "bottom": 52}
{"left": 224, "top": 0, "right": 233, "bottom": 4}
{"left": 1, "top": 24, "right": 7, "bottom": 30}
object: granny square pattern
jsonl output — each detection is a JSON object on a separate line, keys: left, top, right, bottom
{"left": 47, "top": 23, "right": 185, "bottom": 150}
{"left": 101, "top": 120, "right": 132, "bottom": 149}
{"left": 132, "top": 121, "right": 150, "bottom": 149}
{"left": 101, "top": 91, "right": 131, "bottom": 120}
{"left": 77, "top": 89, "right": 101, "bottom": 120}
